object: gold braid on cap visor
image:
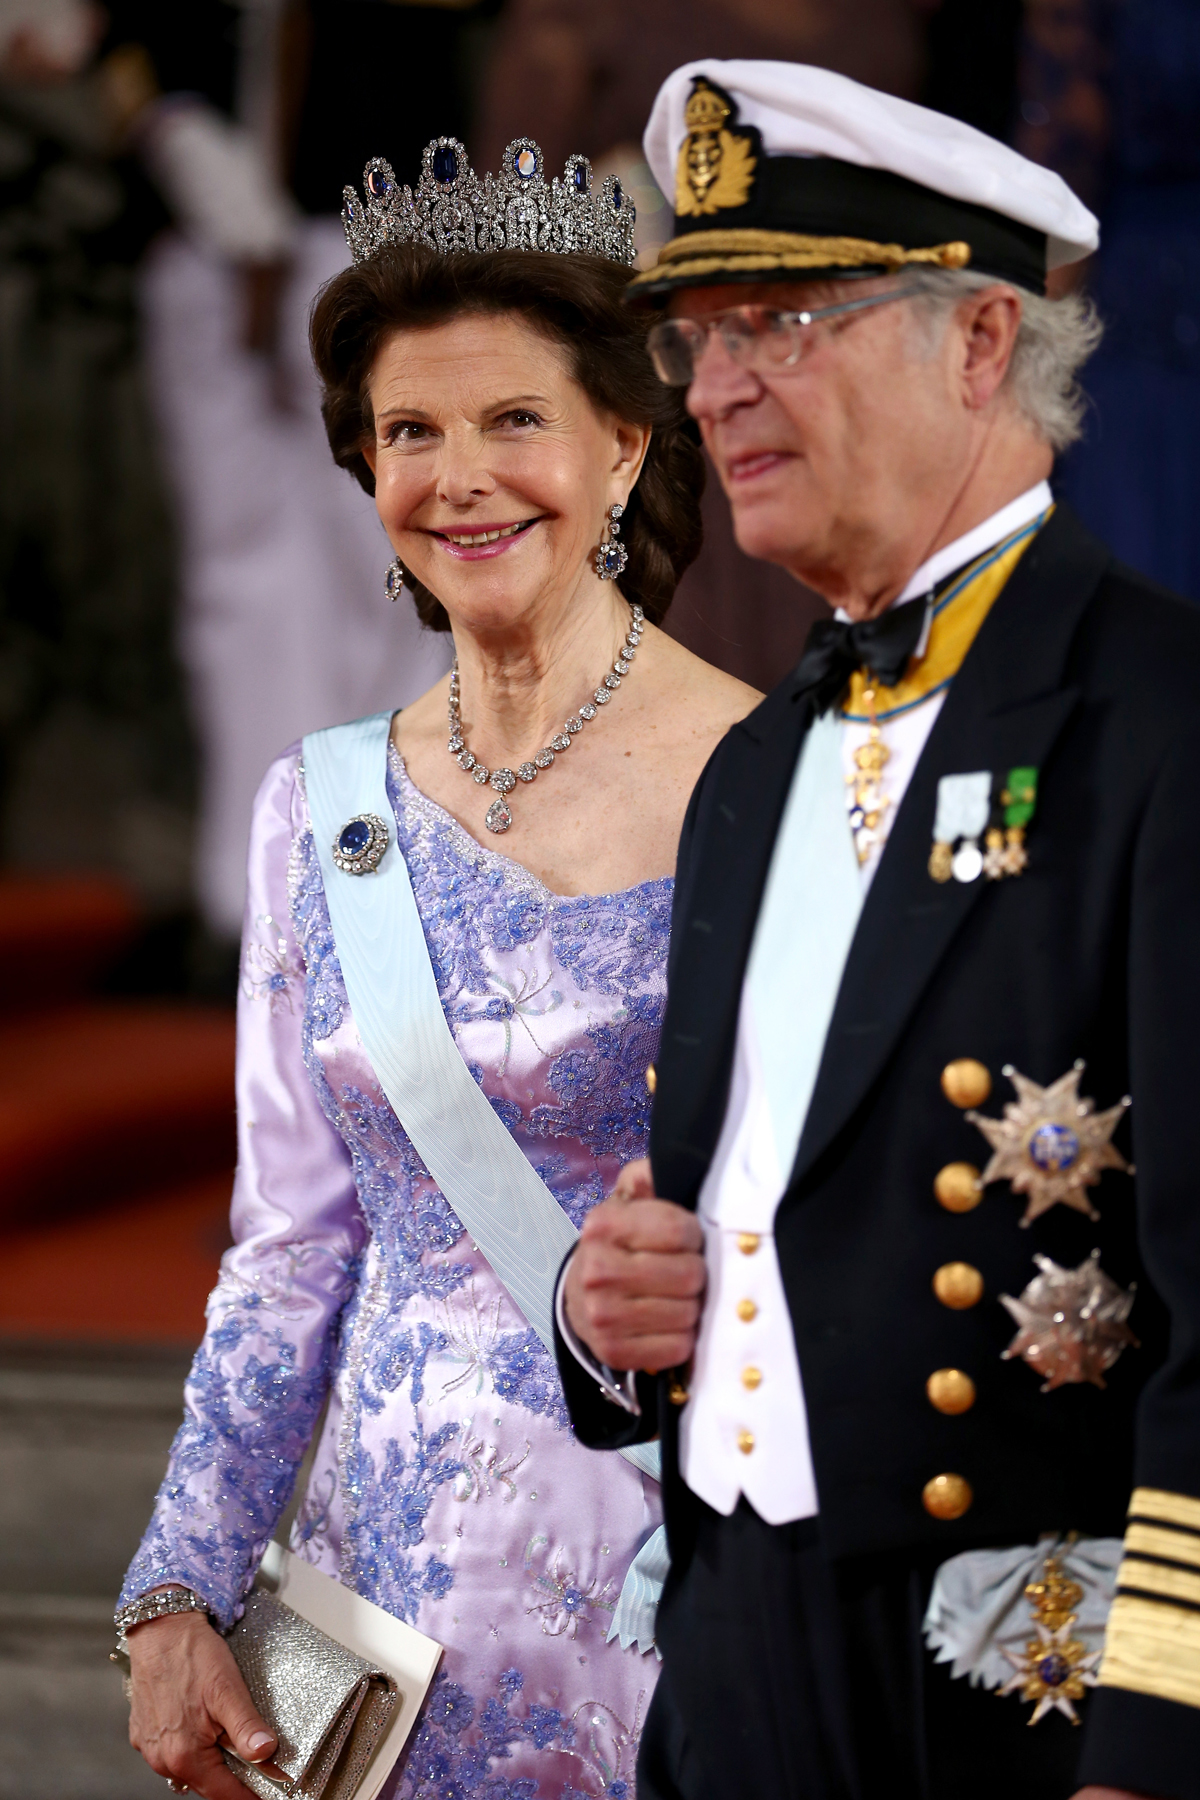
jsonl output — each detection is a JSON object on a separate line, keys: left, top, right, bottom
{"left": 629, "top": 228, "right": 973, "bottom": 288}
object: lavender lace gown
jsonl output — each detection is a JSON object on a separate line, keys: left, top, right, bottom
{"left": 122, "top": 741, "right": 668, "bottom": 1800}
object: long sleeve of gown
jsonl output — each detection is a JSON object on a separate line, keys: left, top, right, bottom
{"left": 120, "top": 749, "right": 367, "bottom": 1628}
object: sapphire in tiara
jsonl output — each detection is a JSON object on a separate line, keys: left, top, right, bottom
{"left": 332, "top": 813, "right": 389, "bottom": 876}
{"left": 342, "top": 139, "right": 635, "bottom": 269}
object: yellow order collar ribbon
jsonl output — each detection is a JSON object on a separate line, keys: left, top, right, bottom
{"left": 843, "top": 508, "right": 1051, "bottom": 723}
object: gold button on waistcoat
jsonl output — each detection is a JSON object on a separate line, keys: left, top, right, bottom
{"left": 926, "top": 1368, "right": 977, "bottom": 1414}
{"left": 933, "top": 1162, "right": 983, "bottom": 1213}
{"left": 940, "top": 1059, "right": 992, "bottom": 1108}
{"left": 922, "top": 1473, "right": 973, "bottom": 1520}
{"left": 737, "top": 1233, "right": 760, "bottom": 1255}
{"left": 932, "top": 1262, "right": 984, "bottom": 1309}
{"left": 737, "top": 1298, "right": 758, "bottom": 1322}
{"left": 737, "top": 1429, "right": 755, "bottom": 1455}
{"left": 741, "top": 1365, "right": 763, "bottom": 1390}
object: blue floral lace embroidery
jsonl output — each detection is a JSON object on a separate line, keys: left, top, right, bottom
{"left": 122, "top": 745, "right": 672, "bottom": 1731}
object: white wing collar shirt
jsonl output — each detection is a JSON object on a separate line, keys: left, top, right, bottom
{"left": 559, "top": 483, "right": 1052, "bottom": 1525}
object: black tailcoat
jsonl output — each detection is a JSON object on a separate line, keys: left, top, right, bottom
{"left": 555, "top": 506, "right": 1200, "bottom": 1795}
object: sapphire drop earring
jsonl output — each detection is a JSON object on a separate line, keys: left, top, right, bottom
{"left": 594, "top": 503, "right": 628, "bottom": 581}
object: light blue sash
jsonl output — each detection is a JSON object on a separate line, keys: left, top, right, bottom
{"left": 747, "top": 708, "right": 864, "bottom": 1172}
{"left": 302, "top": 712, "right": 664, "bottom": 1649}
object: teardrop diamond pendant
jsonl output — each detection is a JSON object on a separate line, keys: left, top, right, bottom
{"left": 486, "top": 798, "right": 513, "bottom": 833}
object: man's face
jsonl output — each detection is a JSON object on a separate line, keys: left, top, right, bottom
{"left": 673, "top": 278, "right": 976, "bottom": 596}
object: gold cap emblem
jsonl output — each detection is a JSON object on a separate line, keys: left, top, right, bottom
{"left": 676, "top": 78, "right": 757, "bottom": 219}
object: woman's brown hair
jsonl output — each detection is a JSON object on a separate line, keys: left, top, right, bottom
{"left": 310, "top": 243, "right": 704, "bottom": 631}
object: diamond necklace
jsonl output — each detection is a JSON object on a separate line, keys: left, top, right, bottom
{"left": 448, "top": 603, "right": 644, "bottom": 834}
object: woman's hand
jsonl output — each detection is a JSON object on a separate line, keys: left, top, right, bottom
{"left": 128, "top": 1609, "right": 281, "bottom": 1799}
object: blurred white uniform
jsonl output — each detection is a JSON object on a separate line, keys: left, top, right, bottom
{"left": 140, "top": 218, "right": 449, "bottom": 938}
{"left": 130, "top": 0, "right": 450, "bottom": 939}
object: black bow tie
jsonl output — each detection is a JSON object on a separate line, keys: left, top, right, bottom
{"left": 792, "top": 593, "right": 930, "bottom": 715}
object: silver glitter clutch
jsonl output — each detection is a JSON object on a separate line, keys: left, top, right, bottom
{"left": 223, "top": 1588, "right": 399, "bottom": 1800}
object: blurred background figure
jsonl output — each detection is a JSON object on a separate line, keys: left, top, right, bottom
{"left": 1017, "top": 0, "right": 1200, "bottom": 601}
{"left": 113, "top": 0, "right": 501, "bottom": 967}
{"left": 0, "top": 0, "right": 194, "bottom": 948}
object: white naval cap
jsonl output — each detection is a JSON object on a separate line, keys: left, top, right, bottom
{"left": 630, "top": 59, "right": 1099, "bottom": 302}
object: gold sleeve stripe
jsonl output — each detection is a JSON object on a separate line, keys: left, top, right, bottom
{"left": 1126, "top": 1521, "right": 1200, "bottom": 1568}
{"left": 1119, "top": 1557, "right": 1200, "bottom": 1609}
{"left": 1129, "top": 1486, "right": 1200, "bottom": 1534}
{"left": 1098, "top": 1593, "right": 1200, "bottom": 1710}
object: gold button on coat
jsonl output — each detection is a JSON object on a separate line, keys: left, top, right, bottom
{"left": 926, "top": 1368, "right": 977, "bottom": 1414}
{"left": 737, "top": 1298, "right": 758, "bottom": 1322}
{"left": 933, "top": 1162, "right": 983, "bottom": 1213}
{"left": 741, "top": 1366, "right": 763, "bottom": 1390}
{"left": 737, "top": 1233, "right": 760, "bottom": 1255}
{"left": 933, "top": 1262, "right": 984, "bottom": 1309}
{"left": 940, "top": 1059, "right": 992, "bottom": 1108}
{"left": 922, "top": 1473, "right": 973, "bottom": 1520}
{"left": 645, "top": 1064, "right": 657, "bottom": 1094}
{"left": 737, "top": 1429, "right": 755, "bottom": 1455}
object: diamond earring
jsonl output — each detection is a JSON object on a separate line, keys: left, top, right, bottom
{"left": 594, "top": 502, "right": 628, "bottom": 581}
{"left": 384, "top": 557, "right": 407, "bottom": 601}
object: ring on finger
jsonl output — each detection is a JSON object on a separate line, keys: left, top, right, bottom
{"left": 166, "top": 1782, "right": 189, "bottom": 1794}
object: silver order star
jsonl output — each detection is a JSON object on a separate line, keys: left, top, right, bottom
{"left": 967, "top": 1061, "right": 1133, "bottom": 1226}
{"left": 997, "top": 1619, "right": 1102, "bottom": 1725}
{"left": 1000, "top": 1251, "right": 1139, "bottom": 1391}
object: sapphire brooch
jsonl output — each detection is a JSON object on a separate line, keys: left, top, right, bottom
{"left": 332, "top": 814, "right": 389, "bottom": 876}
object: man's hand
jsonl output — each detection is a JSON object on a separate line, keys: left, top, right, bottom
{"left": 564, "top": 1158, "right": 705, "bottom": 1371}
{"left": 128, "top": 1608, "right": 283, "bottom": 1799}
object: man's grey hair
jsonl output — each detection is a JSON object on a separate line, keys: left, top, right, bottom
{"left": 901, "top": 266, "right": 1103, "bottom": 454}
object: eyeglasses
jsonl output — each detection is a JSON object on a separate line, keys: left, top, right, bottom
{"left": 646, "top": 287, "right": 920, "bottom": 387}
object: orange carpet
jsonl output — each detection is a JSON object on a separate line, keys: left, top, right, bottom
{"left": 0, "top": 1001, "right": 236, "bottom": 1225}
{"left": 0, "top": 872, "right": 139, "bottom": 1004}
{"left": 0, "top": 1170, "right": 234, "bottom": 1346}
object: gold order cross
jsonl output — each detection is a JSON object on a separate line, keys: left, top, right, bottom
{"left": 846, "top": 683, "right": 891, "bottom": 865}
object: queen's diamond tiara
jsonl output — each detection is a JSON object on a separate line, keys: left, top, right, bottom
{"left": 342, "top": 136, "right": 636, "bottom": 268}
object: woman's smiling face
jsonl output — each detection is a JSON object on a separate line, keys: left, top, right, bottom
{"left": 363, "top": 310, "right": 649, "bottom": 640}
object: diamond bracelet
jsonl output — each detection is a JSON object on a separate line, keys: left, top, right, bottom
{"left": 113, "top": 1586, "right": 211, "bottom": 1652}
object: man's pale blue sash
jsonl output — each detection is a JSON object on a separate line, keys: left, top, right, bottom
{"left": 303, "top": 713, "right": 663, "bottom": 1646}
{"left": 747, "top": 708, "right": 865, "bottom": 1175}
